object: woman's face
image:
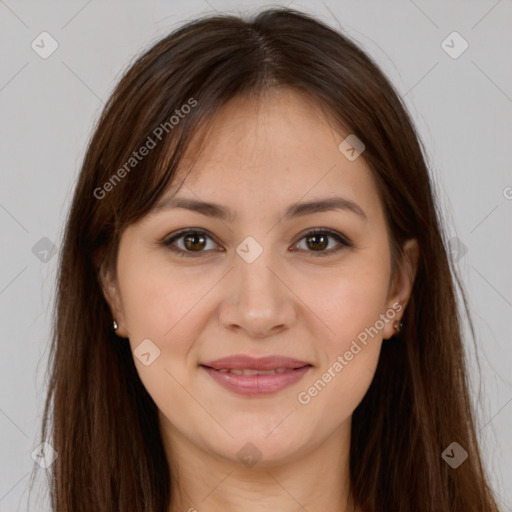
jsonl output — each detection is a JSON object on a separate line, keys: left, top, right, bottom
{"left": 102, "top": 88, "right": 417, "bottom": 468}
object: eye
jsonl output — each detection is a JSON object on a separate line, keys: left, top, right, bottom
{"left": 293, "top": 228, "right": 352, "bottom": 256}
{"left": 163, "top": 229, "right": 221, "bottom": 257}
{"left": 162, "top": 228, "right": 352, "bottom": 258}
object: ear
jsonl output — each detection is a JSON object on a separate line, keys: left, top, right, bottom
{"left": 382, "top": 238, "right": 419, "bottom": 340}
{"left": 98, "top": 260, "right": 129, "bottom": 338}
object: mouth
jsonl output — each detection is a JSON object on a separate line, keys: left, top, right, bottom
{"left": 199, "top": 355, "right": 313, "bottom": 396}
{"left": 206, "top": 367, "right": 299, "bottom": 375}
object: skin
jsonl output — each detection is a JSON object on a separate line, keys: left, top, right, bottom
{"left": 101, "top": 88, "right": 419, "bottom": 512}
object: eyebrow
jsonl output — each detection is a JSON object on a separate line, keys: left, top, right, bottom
{"left": 153, "top": 196, "right": 368, "bottom": 222}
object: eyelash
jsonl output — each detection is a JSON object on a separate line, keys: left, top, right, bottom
{"left": 162, "top": 228, "right": 353, "bottom": 258}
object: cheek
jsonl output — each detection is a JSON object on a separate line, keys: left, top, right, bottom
{"left": 297, "top": 256, "right": 390, "bottom": 398}
{"left": 295, "top": 271, "right": 388, "bottom": 424}
{"left": 308, "top": 260, "right": 391, "bottom": 345}
{"left": 121, "top": 260, "right": 212, "bottom": 343}
{"left": 330, "top": 280, "right": 388, "bottom": 340}
{"left": 118, "top": 263, "right": 212, "bottom": 413}
{"left": 115, "top": 258, "right": 211, "bottom": 412}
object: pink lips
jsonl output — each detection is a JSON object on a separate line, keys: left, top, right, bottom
{"left": 200, "top": 355, "right": 312, "bottom": 396}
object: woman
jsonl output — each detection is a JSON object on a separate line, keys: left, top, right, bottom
{"left": 37, "top": 7, "right": 500, "bottom": 511}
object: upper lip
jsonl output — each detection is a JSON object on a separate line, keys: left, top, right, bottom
{"left": 200, "top": 355, "right": 312, "bottom": 370}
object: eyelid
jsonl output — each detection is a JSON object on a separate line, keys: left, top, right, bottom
{"left": 162, "top": 227, "right": 352, "bottom": 257}
{"left": 162, "top": 228, "right": 222, "bottom": 257}
{"left": 290, "top": 228, "right": 353, "bottom": 256}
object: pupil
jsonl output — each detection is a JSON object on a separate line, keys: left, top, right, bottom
{"left": 308, "top": 234, "right": 327, "bottom": 251}
{"left": 185, "top": 233, "right": 205, "bottom": 251}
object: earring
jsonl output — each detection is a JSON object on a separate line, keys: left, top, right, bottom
{"left": 394, "top": 320, "right": 403, "bottom": 334}
{"left": 112, "top": 319, "right": 119, "bottom": 331}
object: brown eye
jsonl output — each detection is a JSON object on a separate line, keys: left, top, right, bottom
{"left": 183, "top": 232, "right": 207, "bottom": 251}
{"left": 305, "top": 233, "right": 329, "bottom": 251}
{"left": 293, "top": 229, "right": 352, "bottom": 256}
{"left": 163, "top": 228, "right": 352, "bottom": 258}
{"left": 163, "top": 229, "right": 219, "bottom": 257}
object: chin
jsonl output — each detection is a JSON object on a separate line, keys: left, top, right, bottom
{"left": 210, "top": 423, "right": 314, "bottom": 468}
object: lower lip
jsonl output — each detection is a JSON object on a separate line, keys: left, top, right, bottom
{"left": 201, "top": 365, "right": 312, "bottom": 396}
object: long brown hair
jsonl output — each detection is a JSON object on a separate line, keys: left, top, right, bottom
{"left": 36, "top": 7, "right": 500, "bottom": 511}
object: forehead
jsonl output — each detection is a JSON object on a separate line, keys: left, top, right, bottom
{"left": 165, "top": 89, "right": 383, "bottom": 223}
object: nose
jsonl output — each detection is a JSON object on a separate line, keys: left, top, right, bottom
{"left": 218, "top": 248, "right": 297, "bottom": 339}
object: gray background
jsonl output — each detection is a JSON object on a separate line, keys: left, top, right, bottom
{"left": 0, "top": 0, "right": 511, "bottom": 510}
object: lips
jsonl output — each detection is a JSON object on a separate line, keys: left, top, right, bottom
{"left": 201, "top": 355, "right": 311, "bottom": 371}
{"left": 214, "top": 368, "right": 287, "bottom": 375}
{"left": 200, "top": 355, "right": 313, "bottom": 396}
